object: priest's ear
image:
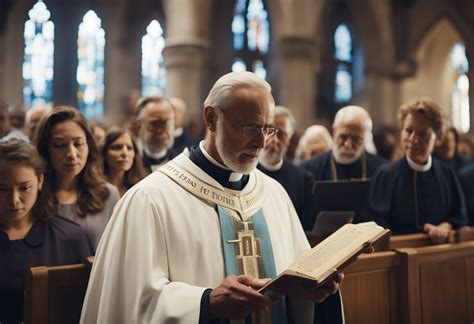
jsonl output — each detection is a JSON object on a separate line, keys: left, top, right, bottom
{"left": 203, "top": 106, "right": 218, "bottom": 132}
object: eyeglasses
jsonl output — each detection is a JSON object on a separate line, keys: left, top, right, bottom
{"left": 239, "top": 124, "right": 279, "bottom": 138}
{"left": 144, "top": 118, "right": 173, "bottom": 131}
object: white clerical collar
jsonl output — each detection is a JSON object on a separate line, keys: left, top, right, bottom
{"left": 258, "top": 156, "right": 284, "bottom": 171}
{"left": 406, "top": 155, "right": 432, "bottom": 172}
{"left": 144, "top": 147, "right": 167, "bottom": 160}
{"left": 173, "top": 127, "right": 184, "bottom": 137}
{"left": 199, "top": 141, "right": 244, "bottom": 182}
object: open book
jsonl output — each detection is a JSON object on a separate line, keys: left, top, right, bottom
{"left": 259, "top": 222, "right": 390, "bottom": 298}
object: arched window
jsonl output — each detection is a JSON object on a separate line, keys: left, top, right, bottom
{"left": 77, "top": 10, "right": 105, "bottom": 119}
{"left": 231, "top": 0, "right": 269, "bottom": 79}
{"left": 334, "top": 24, "right": 352, "bottom": 103}
{"left": 23, "top": 0, "right": 54, "bottom": 108}
{"left": 450, "top": 43, "right": 470, "bottom": 133}
{"left": 141, "top": 20, "right": 166, "bottom": 96}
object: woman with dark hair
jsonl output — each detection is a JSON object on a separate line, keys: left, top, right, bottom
{"left": 367, "top": 98, "right": 468, "bottom": 243}
{"left": 0, "top": 139, "right": 92, "bottom": 323}
{"left": 101, "top": 126, "right": 145, "bottom": 196}
{"left": 35, "top": 106, "right": 120, "bottom": 252}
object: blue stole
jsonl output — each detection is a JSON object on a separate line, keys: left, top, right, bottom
{"left": 218, "top": 206, "right": 287, "bottom": 324}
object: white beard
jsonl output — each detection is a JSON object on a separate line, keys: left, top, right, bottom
{"left": 333, "top": 146, "right": 365, "bottom": 164}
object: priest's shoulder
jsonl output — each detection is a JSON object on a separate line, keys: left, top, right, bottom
{"left": 460, "top": 163, "right": 474, "bottom": 178}
{"left": 301, "top": 151, "right": 331, "bottom": 172}
{"left": 373, "top": 157, "right": 407, "bottom": 178}
{"left": 367, "top": 151, "right": 387, "bottom": 167}
{"left": 255, "top": 168, "right": 288, "bottom": 193}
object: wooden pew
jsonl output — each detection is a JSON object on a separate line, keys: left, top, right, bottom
{"left": 24, "top": 257, "right": 93, "bottom": 324}
{"left": 341, "top": 251, "right": 403, "bottom": 324}
{"left": 396, "top": 241, "right": 474, "bottom": 324}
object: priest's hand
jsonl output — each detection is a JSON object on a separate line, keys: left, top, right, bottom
{"left": 424, "top": 222, "right": 451, "bottom": 243}
{"left": 299, "top": 272, "right": 344, "bottom": 303}
{"left": 209, "top": 275, "right": 278, "bottom": 319}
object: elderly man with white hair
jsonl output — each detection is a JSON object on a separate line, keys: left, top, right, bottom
{"left": 81, "top": 71, "right": 343, "bottom": 323}
{"left": 170, "top": 97, "right": 199, "bottom": 152}
{"left": 303, "top": 105, "right": 385, "bottom": 181}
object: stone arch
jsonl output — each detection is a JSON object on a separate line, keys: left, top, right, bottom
{"left": 401, "top": 18, "right": 466, "bottom": 119}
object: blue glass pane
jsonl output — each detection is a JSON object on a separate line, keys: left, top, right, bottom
{"left": 23, "top": 1, "right": 54, "bottom": 108}
{"left": 77, "top": 10, "right": 105, "bottom": 119}
{"left": 232, "top": 58, "right": 247, "bottom": 72}
{"left": 334, "top": 24, "right": 352, "bottom": 62}
{"left": 252, "top": 60, "right": 266, "bottom": 79}
{"left": 335, "top": 64, "right": 352, "bottom": 103}
{"left": 141, "top": 20, "right": 166, "bottom": 96}
{"left": 246, "top": 0, "right": 269, "bottom": 54}
{"left": 450, "top": 43, "right": 469, "bottom": 73}
{"left": 232, "top": 15, "right": 245, "bottom": 50}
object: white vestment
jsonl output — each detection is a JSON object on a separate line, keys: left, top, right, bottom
{"left": 81, "top": 152, "right": 314, "bottom": 323}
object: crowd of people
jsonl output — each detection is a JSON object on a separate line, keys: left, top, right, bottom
{"left": 0, "top": 71, "right": 474, "bottom": 322}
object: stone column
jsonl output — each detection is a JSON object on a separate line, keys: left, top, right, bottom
{"left": 276, "top": 36, "right": 319, "bottom": 130}
{"left": 161, "top": 0, "right": 212, "bottom": 118}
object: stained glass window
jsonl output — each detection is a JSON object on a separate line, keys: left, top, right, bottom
{"left": 23, "top": 0, "right": 54, "bottom": 108}
{"left": 334, "top": 24, "right": 352, "bottom": 103}
{"left": 141, "top": 20, "right": 166, "bottom": 96}
{"left": 231, "top": 0, "right": 269, "bottom": 79}
{"left": 76, "top": 10, "right": 105, "bottom": 119}
{"left": 450, "top": 43, "right": 470, "bottom": 133}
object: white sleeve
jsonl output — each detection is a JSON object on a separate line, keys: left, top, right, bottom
{"left": 80, "top": 187, "right": 207, "bottom": 323}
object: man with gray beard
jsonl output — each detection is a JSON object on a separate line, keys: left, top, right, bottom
{"left": 81, "top": 72, "right": 343, "bottom": 323}
{"left": 135, "top": 96, "right": 179, "bottom": 174}
{"left": 303, "top": 105, "right": 385, "bottom": 181}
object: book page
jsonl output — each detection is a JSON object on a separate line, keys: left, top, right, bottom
{"left": 289, "top": 223, "right": 384, "bottom": 279}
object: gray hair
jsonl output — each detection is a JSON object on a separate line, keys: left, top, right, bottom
{"left": 333, "top": 105, "right": 373, "bottom": 133}
{"left": 274, "top": 105, "right": 296, "bottom": 136}
{"left": 298, "top": 125, "right": 333, "bottom": 150}
{"left": 204, "top": 71, "right": 272, "bottom": 112}
{"left": 134, "top": 96, "right": 174, "bottom": 120}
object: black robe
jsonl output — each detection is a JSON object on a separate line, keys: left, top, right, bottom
{"left": 142, "top": 148, "right": 179, "bottom": 175}
{"left": 172, "top": 130, "right": 199, "bottom": 153}
{"left": 459, "top": 164, "right": 474, "bottom": 226}
{"left": 258, "top": 160, "right": 343, "bottom": 324}
{"left": 367, "top": 157, "right": 468, "bottom": 234}
{"left": 302, "top": 150, "right": 386, "bottom": 181}
{"left": 257, "top": 160, "right": 314, "bottom": 227}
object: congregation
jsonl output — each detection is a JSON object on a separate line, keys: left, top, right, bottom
{"left": 1, "top": 71, "right": 474, "bottom": 322}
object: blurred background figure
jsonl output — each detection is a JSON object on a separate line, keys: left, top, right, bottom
{"left": 373, "top": 125, "right": 403, "bottom": 162}
{"left": 101, "top": 126, "right": 145, "bottom": 196}
{"left": 25, "top": 104, "right": 52, "bottom": 142}
{"left": 0, "top": 139, "right": 91, "bottom": 323}
{"left": 457, "top": 134, "right": 474, "bottom": 160}
{"left": 35, "top": 106, "right": 120, "bottom": 253}
{"left": 135, "top": 96, "right": 178, "bottom": 174}
{"left": 169, "top": 97, "right": 198, "bottom": 152}
{"left": 0, "top": 102, "right": 29, "bottom": 142}
{"left": 435, "top": 126, "right": 473, "bottom": 173}
{"left": 295, "top": 124, "right": 333, "bottom": 163}
{"left": 90, "top": 120, "right": 107, "bottom": 146}
{"left": 8, "top": 105, "right": 26, "bottom": 132}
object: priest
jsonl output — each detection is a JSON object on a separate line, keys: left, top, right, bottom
{"left": 303, "top": 105, "right": 385, "bottom": 181}
{"left": 81, "top": 71, "right": 343, "bottom": 323}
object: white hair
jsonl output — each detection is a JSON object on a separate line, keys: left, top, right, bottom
{"left": 25, "top": 104, "right": 52, "bottom": 124}
{"left": 274, "top": 105, "right": 295, "bottom": 136}
{"left": 296, "top": 124, "right": 333, "bottom": 158}
{"left": 333, "top": 105, "right": 375, "bottom": 152}
{"left": 333, "top": 105, "right": 373, "bottom": 133}
{"left": 204, "top": 71, "right": 272, "bottom": 112}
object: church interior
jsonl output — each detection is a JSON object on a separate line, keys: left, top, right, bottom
{"left": 1, "top": 0, "right": 473, "bottom": 135}
{"left": 1, "top": 0, "right": 474, "bottom": 323}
